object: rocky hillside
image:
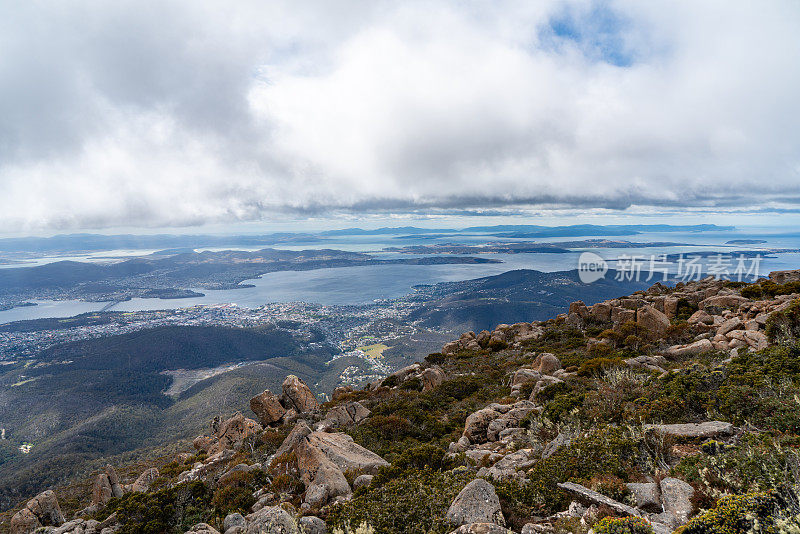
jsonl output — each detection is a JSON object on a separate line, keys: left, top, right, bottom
{"left": 7, "top": 270, "right": 800, "bottom": 534}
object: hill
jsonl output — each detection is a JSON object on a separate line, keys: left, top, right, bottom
{"left": 7, "top": 270, "right": 800, "bottom": 534}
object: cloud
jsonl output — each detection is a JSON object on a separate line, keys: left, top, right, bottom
{"left": 1, "top": 0, "right": 799, "bottom": 232}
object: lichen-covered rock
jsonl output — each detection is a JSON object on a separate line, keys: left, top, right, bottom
{"left": 298, "top": 516, "right": 327, "bottom": 534}
{"left": 645, "top": 421, "right": 733, "bottom": 439}
{"left": 659, "top": 477, "right": 695, "bottom": 525}
{"left": 449, "top": 524, "right": 512, "bottom": 534}
{"left": 185, "top": 523, "right": 221, "bottom": 534}
{"left": 245, "top": 506, "right": 299, "bottom": 534}
{"left": 446, "top": 479, "right": 505, "bottom": 527}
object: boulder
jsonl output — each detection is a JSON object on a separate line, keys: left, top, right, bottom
{"left": 700, "top": 295, "right": 748, "bottom": 310}
{"left": 295, "top": 440, "right": 351, "bottom": 505}
{"left": 92, "top": 474, "right": 113, "bottom": 506}
{"left": 510, "top": 368, "right": 541, "bottom": 396}
{"left": 769, "top": 270, "right": 800, "bottom": 284}
{"left": 529, "top": 376, "right": 562, "bottom": 402}
{"left": 663, "top": 339, "right": 713, "bottom": 358}
{"left": 446, "top": 479, "right": 505, "bottom": 527}
{"left": 463, "top": 407, "right": 502, "bottom": 443}
{"left": 318, "top": 402, "right": 370, "bottom": 430}
{"left": 224, "top": 513, "right": 246, "bottom": 532}
{"left": 353, "top": 474, "right": 374, "bottom": 489}
{"left": 688, "top": 310, "right": 714, "bottom": 325}
{"left": 215, "top": 413, "right": 262, "bottom": 453}
{"left": 626, "top": 482, "right": 662, "bottom": 513}
{"left": 532, "top": 353, "right": 561, "bottom": 375}
{"left": 301, "top": 432, "right": 389, "bottom": 475}
{"left": 717, "top": 317, "right": 744, "bottom": 336}
{"left": 636, "top": 306, "right": 671, "bottom": 337}
{"left": 659, "top": 477, "right": 694, "bottom": 525}
{"left": 298, "top": 516, "right": 327, "bottom": 534}
{"left": 10, "top": 490, "right": 65, "bottom": 534}
{"left": 611, "top": 307, "right": 636, "bottom": 325}
{"left": 9, "top": 508, "right": 40, "bottom": 534}
{"left": 590, "top": 302, "right": 613, "bottom": 322}
{"left": 245, "top": 506, "right": 299, "bottom": 534}
{"left": 420, "top": 367, "right": 446, "bottom": 391}
{"left": 644, "top": 421, "right": 733, "bottom": 439}
{"left": 185, "top": 523, "right": 221, "bottom": 534}
{"left": 130, "top": 468, "right": 159, "bottom": 493}
{"left": 250, "top": 390, "right": 287, "bottom": 426}
{"left": 449, "top": 524, "right": 512, "bottom": 534}
{"left": 105, "top": 465, "right": 124, "bottom": 499}
{"left": 282, "top": 375, "right": 320, "bottom": 414}
{"left": 274, "top": 422, "right": 312, "bottom": 460}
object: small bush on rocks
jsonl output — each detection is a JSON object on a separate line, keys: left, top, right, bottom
{"left": 593, "top": 517, "right": 654, "bottom": 534}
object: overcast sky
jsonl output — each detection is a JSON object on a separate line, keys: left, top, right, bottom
{"left": 1, "top": 0, "right": 799, "bottom": 234}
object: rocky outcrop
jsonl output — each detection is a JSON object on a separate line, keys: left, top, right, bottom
{"left": 447, "top": 479, "right": 505, "bottom": 527}
{"left": 250, "top": 390, "right": 287, "bottom": 426}
{"left": 316, "top": 401, "right": 370, "bottom": 431}
{"left": 250, "top": 375, "right": 321, "bottom": 428}
{"left": 282, "top": 375, "right": 320, "bottom": 414}
{"left": 194, "top": 412, "right": 262, "bottom": 455}
{"left": 10, "top": 490, "right": 65, "bottom": 534}
{"left": 283, "top": 430, "right": 388, "bottom": 506}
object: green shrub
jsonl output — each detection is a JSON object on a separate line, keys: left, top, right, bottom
{"left": 578, "top": 358, "right": 625, "bottom": 377}
{"left": 677, "top": 491, "right": 800, "bottom": 534}
{"left": 594, "top": 516, "right": 653, "bottom": 534}
{"left": 327, "top": 468, "right": 473, "bottom": 534}
{"left": 766, "top": 300, "right": 800, "bottom": 346}
{"left": 103, "top": 481, "right": 212, "bottom": 534}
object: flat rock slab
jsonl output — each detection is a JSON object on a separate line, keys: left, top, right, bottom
{"left": 644, "top": 421, "right": 733, "bottom": 439}
{"left": 557, "top": 482, "right": 643, "bottom": 517}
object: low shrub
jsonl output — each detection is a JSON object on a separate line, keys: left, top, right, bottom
{"left": 593, "top": 516, "right": 654, "bottom": 534}
{"left": 327, "top": 468, "right": 473, "bottom": 534}
{"left": 677, "top": 491, "right": 800, "bottom": 534}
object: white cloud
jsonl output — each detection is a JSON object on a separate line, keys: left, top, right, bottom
{"left": 0, "top": 0, "right": 799, "bottom": 232}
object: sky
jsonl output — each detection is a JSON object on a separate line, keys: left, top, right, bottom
{"left": 1, "top": 0, "right": 799, "bottom": 236}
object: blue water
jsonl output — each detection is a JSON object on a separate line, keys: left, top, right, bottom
{"left": 1, "top": 228, "right": 799, "bottom": 324}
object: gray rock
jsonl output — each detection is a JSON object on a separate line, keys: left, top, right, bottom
{"left": 353, "top": 474, "right": 373, "bottom": 489}
{"left": 274, "top": 422, "right": 312, "bottom": 460}
{"left": 298, "top": 516, "right": 327, "bottom": 534}
{"left": 130, "top": 468, "right": 159, "bottom": 493}
{"left": 318, "top": 402, "right": 370, "bottom": 430}
{"left": 463, "top": 407, "right": 502, "bottom": 444}
{"left": 185, "top": 524, "right": 221, "bottom": 534}
{"left": 626, "top": 482, "right": 661, "bottom": 513}
{"left": 446, "top": 479, "right": 505, "bottom": 527}
{"left": 556, "top": 482, "right": 643, "bottom": 517}
{"left": 644, "top": 421, "right": 733, "bottom": 439}
{"left": 659, "top": 477, "right": 694, "bottom": 525}
{"left": 245, "top": 506, "right": 299, "bottom": 534}
{"left": 449, "top": 524, "right": 511, "bottom": 534}
{"left": 224, "top": 513, "right": 246, "bottom": 532}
